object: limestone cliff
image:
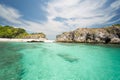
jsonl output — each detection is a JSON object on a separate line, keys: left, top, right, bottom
{"left": 23, "top": 33, "right": 46, "bottom": 39}
{"left": 56, "top": 24, "right": 120, "bottom": 44}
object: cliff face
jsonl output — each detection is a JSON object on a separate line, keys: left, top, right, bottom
{"left": 23, "top": 33, "right": 46, "bottom": 39}
{"left": 56, "top": 25, "right": 120, "bottom": 44}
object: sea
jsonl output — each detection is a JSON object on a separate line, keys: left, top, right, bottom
{"left": 0, "top": 42, "right": 120, "bottom": 80}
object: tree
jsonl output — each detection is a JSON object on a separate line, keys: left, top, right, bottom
{"left": 0, "top": 25, "right": 28, "bottom": 38}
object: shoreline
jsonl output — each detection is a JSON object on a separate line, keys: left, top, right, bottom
{"left": 56, "top": 41, "right": 120, "bottom": 44}
{"left": 0, "top": 38, "right": 119, "bottom": 44}
{"left": 0, "top": 38, "right": 55, "bottom": 42}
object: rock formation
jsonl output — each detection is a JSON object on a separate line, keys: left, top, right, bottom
{"left": 56, "top": 24, "right": 120, "bottom": 44}
{"left": 23, "top": 33, "right": 46, "bottom": 39}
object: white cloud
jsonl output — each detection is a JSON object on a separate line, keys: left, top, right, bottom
{"left": 0, "top": 4, "right": 68, "bottom": 39}
{"left": 0, "top": 4, "right": 22, "bottom": 24}
{"left": 0, "top": 0, "right": 120, "bottom": 39}
{"left": 46, "top": 0, "right": 120, "bottom": 28}
{"left": 111, "top": 0, "right": 120, "bottom": 10}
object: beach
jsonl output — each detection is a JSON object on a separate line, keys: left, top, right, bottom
{"left": 0, "top": 38, "right": 48, "bottom": 42}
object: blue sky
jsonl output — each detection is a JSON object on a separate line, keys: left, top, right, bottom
{"left": 0, "top": 0, "right": 120, "bottom": 39}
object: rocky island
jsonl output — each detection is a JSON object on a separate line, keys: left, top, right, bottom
{"left": 56, "top": 24, "right": 120, "bottom": 44}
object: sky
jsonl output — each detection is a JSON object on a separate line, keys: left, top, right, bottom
{"left": 0, "top": 0, "right": 120, "bottom": 39}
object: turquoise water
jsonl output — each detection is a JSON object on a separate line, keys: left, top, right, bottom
{"left": 0, "top": 42, "right": 120, "bottom": 80}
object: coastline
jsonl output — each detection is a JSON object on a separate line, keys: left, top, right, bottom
{"left": 0, "top": 38, "right": 47, "bottom": 42}
{"left": 0, "top": 38, "right": 119, "bottom": 44}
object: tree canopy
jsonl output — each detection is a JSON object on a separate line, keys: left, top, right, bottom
{"left": 0, "top": 25, "right": 28, "bottom": 38}
{"left": 0, "top": 25, "right": 46, "bottom": 39}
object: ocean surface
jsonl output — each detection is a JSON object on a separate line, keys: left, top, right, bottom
{"left": 0, "top": 42, "right": 120, "bottom": 80}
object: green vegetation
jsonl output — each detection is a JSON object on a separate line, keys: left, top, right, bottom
{"left": 0, "top": 25, "right": 46, "bottom": 38}
{"left": 23, "top": 33, "right": 46, "bottom": 39}
{"left": 112, "top": 24, "right": 120, "bottom": 26}
{"left": 0, "top": 25, "right": 28, "bottom": 38}
{"left": 31, "top": 32, "right": 46, "bottom": 38}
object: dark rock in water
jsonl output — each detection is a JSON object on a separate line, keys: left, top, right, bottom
{"left": 56, "top": 25, "right": 120, "bottom": 44}
{"left": 27, "top": 40, "right": 44, "bottom": 43}
{"left": 58, "top": 54, "right": 78, "bottom": 62}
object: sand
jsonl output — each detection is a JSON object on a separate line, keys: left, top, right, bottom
{"left": 0, "top": 38, "right": 47, "bottom": 42}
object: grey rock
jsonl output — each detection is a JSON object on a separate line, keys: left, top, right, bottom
{"left": 110, "top": 38, "right": 120, "bottom": 44}
{"left": 56, "top": 25, "right": 120, "bottom": 44}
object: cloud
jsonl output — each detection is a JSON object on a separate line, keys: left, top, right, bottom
{"left": 0, "top": 4, "right": 22, "bottom": 24}
{"left": 47, "top": 0, "right": 120, "bottom": 28}
{"left": 111, "top": 0, "right": 120, "bottom": 10}
{"left": 0, "top": 4, "right": 67, "bottom": 39}
{"left": 0, "top": 0, "right": 120, "bottom": 39}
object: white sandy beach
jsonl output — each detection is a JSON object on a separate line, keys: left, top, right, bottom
{"left": 0, "top": 38, "right": 50, "bottom": 42}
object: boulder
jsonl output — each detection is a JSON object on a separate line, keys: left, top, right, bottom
{"left": 110, "top": 38, "right": 120, "bottom": 44}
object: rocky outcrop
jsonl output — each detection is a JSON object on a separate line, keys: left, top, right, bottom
{"left": 23, "top": 33, "right": 46, "bottom": 39}
{"left": 56, "top": 25, "right": 120, "bottom": 44}
{"left": 56, "top": 32, "right": 74, "bottom": 42}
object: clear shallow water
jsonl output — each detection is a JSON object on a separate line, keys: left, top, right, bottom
{"left": 0, "top": 42, "right": 120, "bottom": 80}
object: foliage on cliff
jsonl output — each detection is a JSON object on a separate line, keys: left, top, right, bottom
{"left": 0, "top": 25, "right": 46, "bottom": 39}
{"left": 21, "top": 33, "right": 46, "bottom": 39}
